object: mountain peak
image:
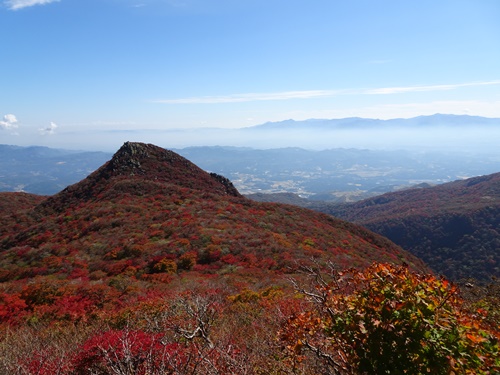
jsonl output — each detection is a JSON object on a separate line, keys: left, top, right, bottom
{"left": 36, "top": 142, "right": 241, "bottom": 213}
{"left": 105, "top": 141, "right": 191, "bottom": 178}
{"left": 109, "top": 141, "right": 155, "bottom": 172}
{"left": 104, "top": 142, "right": 240, "bottom": 196}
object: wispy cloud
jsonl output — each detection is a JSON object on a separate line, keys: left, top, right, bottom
{"left": 39, "top": 121, "right": 58, "bottom": 135}
{"left": 0, "top": 114, "right": 18, "bottom": 130}
{"left": 365, "top": 80, "right": 500, "bottom": 95}
{"left": 154, "top": 90, "right": 348, "bottom": 104}
{"left": 154, "top": 80, "right": 500, "bottom": 104}
{"left": 5, "top": 0, "right": 60, "bottom": 10}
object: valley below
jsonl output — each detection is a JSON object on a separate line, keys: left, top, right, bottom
{"left": 2, "top": 143, "right": 499, "bottom": 202}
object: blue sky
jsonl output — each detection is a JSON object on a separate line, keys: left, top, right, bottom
{"left": 1, "top": 0, "right": 500, "bottom": 150}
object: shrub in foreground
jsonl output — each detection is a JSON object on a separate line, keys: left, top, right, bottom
{"left": 281, "top": 262, "right": 500, "bottom": 374}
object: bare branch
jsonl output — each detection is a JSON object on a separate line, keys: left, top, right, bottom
{"left": 301, "top": 339, "right": 349, "bottom": 375}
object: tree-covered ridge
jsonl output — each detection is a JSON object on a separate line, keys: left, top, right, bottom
{"left": 330, "top": 172, "right": 500, "bottom": 223}
{"left": 0, "top": 142, "right": 422, "bottom": 283}
{"left": 321, "top": 172, "right": 500, "bottom": 281}
{"left": 0, "top": 181, "right": 421, "bottom": 285}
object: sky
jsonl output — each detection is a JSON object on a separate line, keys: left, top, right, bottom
{"left": 1, "top": 0, "right": 500, "bottom": 151}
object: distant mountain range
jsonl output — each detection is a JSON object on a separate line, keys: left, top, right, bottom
{"left": 2, "top": 141, "right": 499, "bottom": 198}
{"left": 6, "top": 113, "right": 497, "bottom": 153}
{"left": 235, "top": 113, "right": 500, "bottom": 151}
{"left": 0, "top": 144, "right": 110, "bottom": 195}
{"left": 249, "top": 113, "right": 500, "bottom": 130}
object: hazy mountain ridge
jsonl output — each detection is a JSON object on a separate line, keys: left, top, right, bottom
{"left": 250, "top": 114, "right": 500, "bottom": 130}
{"left": 0, "top": 144, "right": 111, "bottom": 194}
{"left": 236, "top": 114, "right": 500, "bottom": 151}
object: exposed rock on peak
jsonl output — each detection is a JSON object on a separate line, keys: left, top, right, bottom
{"left": 104, "top": 142, "right": 192, "bottom": 178}
{"left": 36, "top": 142, "right": 241, "bottom": 214}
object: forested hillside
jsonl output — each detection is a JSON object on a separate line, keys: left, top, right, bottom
{"left": 324, "top": 173, "right": 500, "bottom": 281}
{"left": 0, "top": 142, "right": 497, "bottom": 374}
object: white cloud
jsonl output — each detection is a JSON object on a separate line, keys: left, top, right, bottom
{"left": 365, "top": 80, "right": 500, "bottom": 95}
{"left": 5, "top": 0, "right": 60, "bottom": 10}
{"left": 154, "top": 80, "right": 500, "bottom": 104}
{"left": 39, "top": 121, "right": 58, "bottom": 135}
{"left": 3, "top": 114, "right": 18, "bottom": 124}
{"left": 0, "top": 114, "right": 19, "bottom": 130}
{"left": 153, "top": 90, "right": 346, "bottom": 104}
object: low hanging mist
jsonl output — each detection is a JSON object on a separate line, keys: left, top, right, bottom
{"left": 43, "top": 114, "right": 500, "bottom": 154}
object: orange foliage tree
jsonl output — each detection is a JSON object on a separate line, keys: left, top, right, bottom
{"left": 280, "top": 262, "right": 500, "bottom": 374}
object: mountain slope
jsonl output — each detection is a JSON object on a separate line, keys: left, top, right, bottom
{"left": 326, "top": 173, "right": 500, "bottom": 281}
{"left": 0, "top": 143, "right": 425, "bottom": 285}
{"left": 5, "top": 142, "right": 490, "bottom": 374}
{"left": 0, "top": 192, "right": 46, "bottom": 216}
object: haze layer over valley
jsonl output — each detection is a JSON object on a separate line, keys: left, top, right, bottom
{"left": 2, "top": 115, "right": 499, "bottom": 202}
{"left": 5, "top": 114, "right": 500, "bottom": 154}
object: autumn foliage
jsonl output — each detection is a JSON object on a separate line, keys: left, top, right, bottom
{"left": 325, "top": 172, "right": 500, "bottom": 282}
{"left": 281, "top": 262, "right": 500, "bottom": 374}
{"left": 0, "top": 143, "right": 498, "bottom": 374}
